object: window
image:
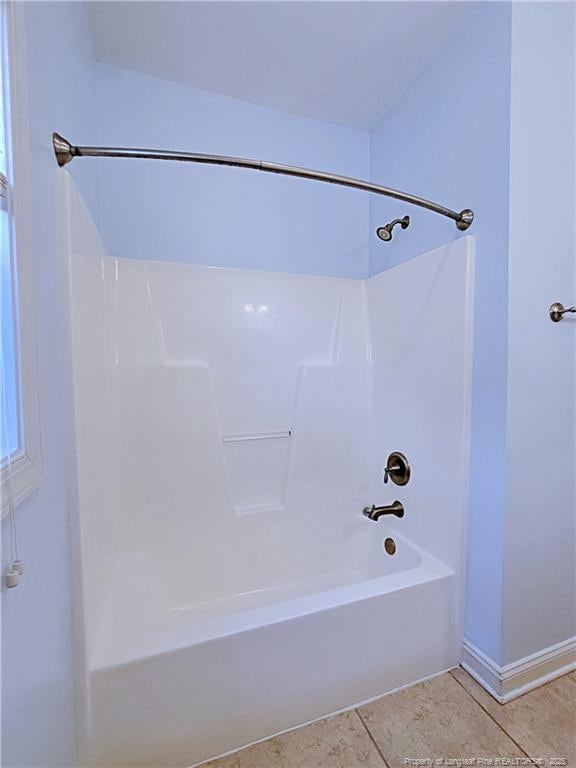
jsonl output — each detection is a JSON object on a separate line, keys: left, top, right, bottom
{"left": 1, "top": 3, "right": 41, "bottom": 514}
{"left": 1, "top": 53, "right": 20, "bottom": 465}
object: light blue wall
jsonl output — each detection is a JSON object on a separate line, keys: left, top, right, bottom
{"left": 1, "top": 3, "right": 100, "bottom": 766}
{"left": 95, "top": 65, "right": 370, "bottom": 278}
{"left": 503, "top": 1, "right": 575, "bottom": 664}
{"left": 369, "top": 2, "right": 512, "bottom": 663}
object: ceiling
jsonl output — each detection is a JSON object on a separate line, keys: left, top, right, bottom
{"left": 86, "top": 1, "right": 472, "bottom": 131}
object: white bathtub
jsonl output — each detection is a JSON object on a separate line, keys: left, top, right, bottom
{"left": 86, "top": 522, "right": 457, "bottom": 767}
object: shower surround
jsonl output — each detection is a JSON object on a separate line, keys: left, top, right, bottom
{"left": 64, "top": 178, "right": 474, "bottom": 767}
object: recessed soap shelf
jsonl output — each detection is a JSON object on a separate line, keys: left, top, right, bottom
{"left": 222, "top": 430, "right": 293, "bottom": 516}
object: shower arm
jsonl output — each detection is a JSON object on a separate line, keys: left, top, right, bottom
{"left": 52, "top": 132, "right": 474, "bottom": 232}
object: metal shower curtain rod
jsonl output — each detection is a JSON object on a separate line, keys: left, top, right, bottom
{"left": 52, "top": 132, "right": 474, "bottom": 232}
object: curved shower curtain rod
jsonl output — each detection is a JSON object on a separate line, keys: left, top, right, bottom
{"left": 52, "top": 132, "right": 474, "bottom": 234}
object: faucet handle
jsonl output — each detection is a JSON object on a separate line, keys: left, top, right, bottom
{"left": 383, "top": 465, "right": 400, "bottom": 484}
{"left": 383, "top": 452, "right": 410, "bottom": 486}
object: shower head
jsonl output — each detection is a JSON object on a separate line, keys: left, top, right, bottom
{"left": 376, "top": 215, "right": 410, "bottom": 242}
{"left": 377, "top": 227, "right": 392, "bottom": 242}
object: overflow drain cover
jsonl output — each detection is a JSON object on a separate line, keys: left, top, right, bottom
{"left": 384, "top": 537, "right": 396, "bottom": 555}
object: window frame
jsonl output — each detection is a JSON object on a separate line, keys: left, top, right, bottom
{"left": 1, "top": 0, "right": 42, "bottom": 516}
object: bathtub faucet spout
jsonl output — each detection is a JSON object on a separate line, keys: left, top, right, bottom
{"left": 362, "top": 502, "right": 405, "bottom": 521}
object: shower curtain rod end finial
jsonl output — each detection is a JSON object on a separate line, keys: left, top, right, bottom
{"left": 456, "top": 209, "right": 474, "bottom": 231}
{"left": 53, "top": 132, "right": 75, "bottom": 167}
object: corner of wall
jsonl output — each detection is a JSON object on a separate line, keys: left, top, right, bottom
{"left": 367, "top": 1, "right": 513, "bottom": 668}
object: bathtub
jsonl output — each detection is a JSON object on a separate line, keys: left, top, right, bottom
{"left": 85, "top": 521, "right": 458, "bottom": 768}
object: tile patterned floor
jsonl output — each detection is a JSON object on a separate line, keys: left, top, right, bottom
{"left": 203, "top": 669, "right": 576, "bottom": 768}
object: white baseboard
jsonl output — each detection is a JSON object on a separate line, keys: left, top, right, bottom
{"left": 461, "top": 636, "right": 576, "bottom": 703}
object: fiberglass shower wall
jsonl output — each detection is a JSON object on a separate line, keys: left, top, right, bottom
{"left": 64, "top": 171, "right": 474, "bottom": 671}
{"left": 67, "top": 171, "right": 372, "bottom": 656}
